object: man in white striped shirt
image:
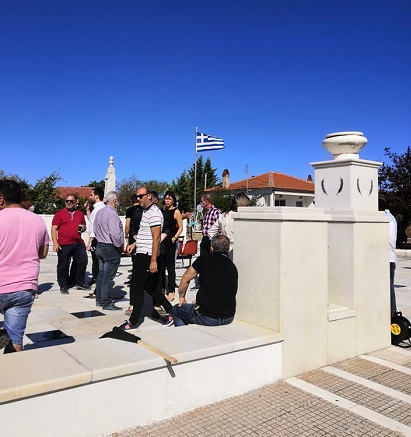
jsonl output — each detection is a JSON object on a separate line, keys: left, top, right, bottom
{"left": 120, "top": 187, "right": 174, "bottom": 330}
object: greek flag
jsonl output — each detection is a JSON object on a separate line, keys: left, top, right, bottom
{"left": 196, "top": 132, "right": 225, "bottom": 152}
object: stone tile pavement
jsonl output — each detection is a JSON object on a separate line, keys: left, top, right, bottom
{"left": 2, "top": 252, "right": 411, "bottom": 436}
{"left": 114, "top": 347, "right": 411, "bottom": 437}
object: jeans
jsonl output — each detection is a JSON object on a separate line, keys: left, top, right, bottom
{"left": 172, "top": 303, "right": 234, "bottom": 327}
{"left": 0, "top": 290, "right": 34, "bottom": 345}
{"left": 95, "top": 243, "right": 121, "bottom": 307}
{"left": 57, "top": 243, "right": 88, "bottom": 287}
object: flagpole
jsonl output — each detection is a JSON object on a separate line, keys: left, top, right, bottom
{"left": 194, "top": 127, "right": 198, "bottom": 225}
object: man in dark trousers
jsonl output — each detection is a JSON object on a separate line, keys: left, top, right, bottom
{"left": 51, "top": 193, "right": 88, "bottom": 293}
{"left": 121, "top": 187, "right": 173, "bottom": 330}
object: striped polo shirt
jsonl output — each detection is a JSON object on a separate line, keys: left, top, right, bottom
{"left": 136, "top": 203, "right": 164, "bottom": 255}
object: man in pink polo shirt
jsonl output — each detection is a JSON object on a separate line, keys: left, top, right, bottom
{"left": 0, "top": 180, "right": 50, "bottom": 352}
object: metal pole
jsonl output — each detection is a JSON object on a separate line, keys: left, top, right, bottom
{"left": 194, "top": 127, "right": 198, "bottom": 226}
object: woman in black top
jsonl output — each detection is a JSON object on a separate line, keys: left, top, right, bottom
{"left": 162, "top": 191, "right": 183, "bottom": 301}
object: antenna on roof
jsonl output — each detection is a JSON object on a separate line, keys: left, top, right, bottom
{"left": 245, "top": 164, "right": 249, "bottom": 194}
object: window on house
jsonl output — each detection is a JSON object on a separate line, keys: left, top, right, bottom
{"left": 275, "top": 199, "right": 286, "bottom": 206}
{"left": 296, "top": 201, "right": 303, "bottom": 207}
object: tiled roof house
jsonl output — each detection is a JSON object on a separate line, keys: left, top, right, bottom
{"left": 56, "top": 187, "right": 94, "bottom": 200}
{"left": 208, "top": 171, "right": 315, "bottom": 207}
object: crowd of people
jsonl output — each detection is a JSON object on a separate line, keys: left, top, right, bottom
{"left": 0, "top": 181, "right": 243, "bottom": 352}
{"left": 0, "top": 179, "right": 401, "bottom": 353}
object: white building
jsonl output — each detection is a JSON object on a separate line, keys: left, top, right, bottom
{"left": 208, "top": 170, "right": 315, "bottom": 207}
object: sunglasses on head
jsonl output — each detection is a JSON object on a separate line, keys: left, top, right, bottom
{"left": 136, "top": 193, "right": 149, "bottom": 199}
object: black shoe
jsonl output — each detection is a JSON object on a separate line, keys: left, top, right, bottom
{"left": 76, "top": 284, "right": 91, "bottom": 291}
{"left": 60, "top": 286, "right": 69, "bottom": 294}
{"left": 102, "top": 303, "right": 122, "bottom": 311}
{"left": 89, "top": 279, "right": 96, "bottom": 286}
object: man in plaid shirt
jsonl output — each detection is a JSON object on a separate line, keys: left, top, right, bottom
{"left": 200, "top": 193, "right": 221, "bottom": 256}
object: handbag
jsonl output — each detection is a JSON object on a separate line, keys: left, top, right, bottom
{"left": 391, "top": 311, "right": 411, "bottom": 347}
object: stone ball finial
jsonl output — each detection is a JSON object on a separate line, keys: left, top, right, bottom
{"left": 322, "top": 131, "right": 368, "bottom": 160}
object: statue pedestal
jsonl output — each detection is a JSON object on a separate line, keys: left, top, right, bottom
{"left": 311, "top": 158, "right": 381, "bottom": 211}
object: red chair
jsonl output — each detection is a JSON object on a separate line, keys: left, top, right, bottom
{"left": 177, "top": 240, "right": 198, "bottom": 267}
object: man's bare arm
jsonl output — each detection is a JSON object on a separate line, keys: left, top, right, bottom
{"left": 178, "top": 266, "right": 198, "bottom": 306}
{"left": 51, "top": 225, "right": 60, "bottom": 252}
{"left": 38, "top": 244, "right": 49, "bottom": 259}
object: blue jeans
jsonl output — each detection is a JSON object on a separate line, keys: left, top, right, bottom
{"left": 0, "top": 290, "right": 35, "bottom": 345}
{"left": 95, "top": 243, "right": 121, "bottom": 307}
{"left": 172, "top": 303, "right": 234, "bottom": 327}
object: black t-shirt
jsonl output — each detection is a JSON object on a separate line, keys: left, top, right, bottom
{"left": 193, "top": 253, "right": 238, "bottom": 318}
{"left": 128, "top": 205, "right": 143, "bottom": 242}
{"left": 126, "top": 205, "right": 136, "bottom": 220}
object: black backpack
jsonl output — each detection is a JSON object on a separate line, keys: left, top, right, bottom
{"left": 391, "top": 311, "right": 411, "bottom": 347}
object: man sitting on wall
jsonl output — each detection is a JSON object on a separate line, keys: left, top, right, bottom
{"left": 172, "top": 234, "right": 238, "bottom": 327}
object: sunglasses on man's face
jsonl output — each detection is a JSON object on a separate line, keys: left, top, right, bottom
{"left": 65, "top": 200, "right": 75, "bottom": 204}
{"left": 136, "top": 193, "right": 149, "bottom": 199}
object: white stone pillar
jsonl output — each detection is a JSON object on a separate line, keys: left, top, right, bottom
{"left": 311, "top": 132, "right": 391, "bottom": 360}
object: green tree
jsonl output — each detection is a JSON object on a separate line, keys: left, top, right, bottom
{"left": 171, "top": 156, "right": 220, "bottom": 213}
{"left": 31, "top": 172, "right": 62, "bottom": 214}
{"left": 116, "top": 175, "right": 169, "bottom": 215}
{"left": 379, "top": 146, "right": 411, "bottom": 245}
{"left": 116, "top": 174, "right": 142, "bottom": 215}
{"left": 170, "top": 170, "right": 192, "bottom": 213}
{"left": 85, "top": 179, "right": 105, "bottom": 191}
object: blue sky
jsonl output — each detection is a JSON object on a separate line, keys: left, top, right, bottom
{"left": 1, "top": 0, "right": 410, "bottom": 188}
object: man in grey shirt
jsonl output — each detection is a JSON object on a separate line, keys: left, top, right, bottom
{"left": 94, "top": 191, "right": 124, "bottom": 310}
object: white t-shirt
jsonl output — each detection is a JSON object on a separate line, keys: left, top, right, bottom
{"left": 385, "top": 209, "right": 397, "bottom": 263}
{"left": 136, "top": 204, "right": 163, "bottom": 256}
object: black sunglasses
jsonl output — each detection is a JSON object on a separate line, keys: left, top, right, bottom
{"left": 136, "top": 193, "right": 149, "bottom": 199}
{"left": 65, "top": 199, "right": 75, "bottom": 204}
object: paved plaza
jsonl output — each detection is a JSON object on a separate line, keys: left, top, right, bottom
{"left": 1, "top": 252, "right": 411, "bottom": 436}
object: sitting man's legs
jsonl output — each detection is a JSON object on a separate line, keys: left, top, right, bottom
{"left": 172, "top": 303, "right": 233, "bottom": 327}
